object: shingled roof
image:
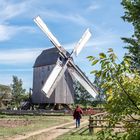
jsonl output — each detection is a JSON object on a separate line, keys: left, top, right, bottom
{"left": 33, "top": 47, "right": 70, "bottom": 67}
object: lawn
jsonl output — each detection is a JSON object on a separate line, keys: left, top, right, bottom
{"left": 56, "top": 135, "right": 97, "bottom": 140}
{"left": 0, "top": 114, "right": 72, "bottom": 139}
{"left": 56, "top": 119, "right": 98, "bottom": 140}
{"left": 56, "top": 129, "right": 97, "bottom": 140}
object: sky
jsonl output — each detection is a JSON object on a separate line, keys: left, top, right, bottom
{"left": 0, "top": 0, "right": 133, "bottom": 91}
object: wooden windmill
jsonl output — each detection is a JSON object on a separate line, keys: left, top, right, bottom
{"left": 31, "top": 16, "right": 98, "bottom": 108}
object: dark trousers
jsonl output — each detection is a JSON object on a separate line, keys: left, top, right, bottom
{"left": 76, "top": 118, "right": 80, "bottom": 128}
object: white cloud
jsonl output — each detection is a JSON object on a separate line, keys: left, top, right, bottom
{"left": 41, "top": 10, "right": 91, "bottom": 26}
{"left": 0, "top": 1, "right": 91, "bottom": 26}
{"left": 0, "top": 1, "right": 92, "bottom": 41}
{"left": 64, "top": 31, "right": 119, "bottom": 52}
{"left": 0, "top": 69, "right": 32, "bottom": 72}
{"left": 0, "top": 24, "right": 34, "bottom": 41}
{"left": 0, "top": 48, "right": 42, "bottom": 64}
{"left": 87, "top": 4, "right": 100, "bottom": 11}
{"left": 0, "top": 1, "right": 28, "bottom": 23}
{"left": 0, "top": 1, "right": 35, "bottom": 41}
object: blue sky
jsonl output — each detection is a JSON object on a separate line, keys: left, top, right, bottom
{"left": 0, "top": 0, "right": 133, "bottom": 91}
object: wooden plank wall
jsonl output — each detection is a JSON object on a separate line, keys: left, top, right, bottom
{"left": 32, "top": 65, "right": 74, "bottom": 104}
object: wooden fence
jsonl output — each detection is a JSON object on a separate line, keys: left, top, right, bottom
{"left": 88, "top": 112, "right": 140, "bottom": 135}
{"left": 0, "top": 107, "right": 104, "bottom": 116}
{"left": 0, "top": 109, "right": 66, "bottom": 116}
{"left": 89, "top": 112, "right": 107, "bottom": 135}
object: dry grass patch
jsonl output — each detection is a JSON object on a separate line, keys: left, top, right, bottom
{"left": 0, "top": 115, "right": 72, "bottom": 139}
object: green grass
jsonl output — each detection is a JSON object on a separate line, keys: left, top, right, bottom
{"left": 0, "top": 115, "right": 72, "bottom": 139}
{"left": 56, "top": 121, "right": 97, "bottom": 140}
{"left": 56, "top": 132, "right": 97, "bottom": 140}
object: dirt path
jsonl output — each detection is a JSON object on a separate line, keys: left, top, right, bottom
{"left": 5, "top": 119, "right": 88, "bottom": 140}
{"left": 43, "top": 119, "right": 88, "bottom": 140}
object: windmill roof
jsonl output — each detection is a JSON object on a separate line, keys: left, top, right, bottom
{"left": 33, "top": 47, "right": 70, "bottom": 67}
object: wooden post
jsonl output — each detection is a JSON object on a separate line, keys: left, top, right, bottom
{"left": 95, "top": 116, "right": 98, "bottom": 125}
{"left": 89, "top": 115, "right": 94, "bottom": 135}
{"left": 99, "top": 115, "right": 101, "bottom": 125}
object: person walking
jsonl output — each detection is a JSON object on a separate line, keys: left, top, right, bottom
{"left": 73, "top": 105, "right": 83, "bottom": 128}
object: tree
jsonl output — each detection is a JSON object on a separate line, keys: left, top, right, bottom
{"left": 74, "top": 81, "right": 94, "bottom": 108}
{"left": 85, "top": 0, "right": 140, "bottom": 138}
{"left": 11, "top": 76, "right": 26, "bottom": 107}
{"left": 0, "top": 84, "right": 11, "bottom": 109}
{"left": 87, "top": 49, "right": 140, "bottom": 139}
{"left": 121, "top": 0, "right": 140, "bottom": 72}
{"left": 93, "top": 76, "right": 106, "bottom": 103}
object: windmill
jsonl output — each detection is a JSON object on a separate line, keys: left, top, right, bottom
{"left": 31, "top": 16, "right": 98, "bottom": 108}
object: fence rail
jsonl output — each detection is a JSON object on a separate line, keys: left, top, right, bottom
{"left": 0, "top": 109, "right": 66, "bottom": 116}
{"left": 88, "top": 112, "right": 140, "bottom": 135}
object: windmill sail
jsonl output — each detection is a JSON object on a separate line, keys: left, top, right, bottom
{"left": 34, "top": 16, "right": 67, "bottom": 58}
{"left": 42, "top": 61, "right": 67, "bottom": 97}
{"left": 34, "top": 16, "right": 61, "bottom": 46}
{"left": 68, "top": 62, "right": 97, "bottom": 98}
{"left": 73, "top": 28, "right": 91, "bottom": 56}
{"left": 34, "top": 16, "right": 97, "bottom": 99}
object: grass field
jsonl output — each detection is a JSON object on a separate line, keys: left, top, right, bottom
{"left": 56, "top": 135, "right": 97, "bottom": 140}
{"left": 0, "top": 114, "right": 72, "bottom": 139}
{"left": 56, "top": 120, "right": 102, "bottom": 140}
{"left": 56, "top": 128, "right": 97, "bottom": 140}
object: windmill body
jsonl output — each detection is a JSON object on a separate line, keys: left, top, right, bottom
{"left": 32, "top": 16, "right": 98, "bottom": 106}
{"left": 32, "top": 48, "right": 74, "bottom": 104}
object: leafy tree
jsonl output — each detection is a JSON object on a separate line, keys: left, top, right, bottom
{"left": 0, "top": 84, "right": 11, "bottom": 109}
{"left": 11, "top": 76, "right": 26, "bottom": 107}
{"left": 121, "top": 0, "right": 140, "bottom": 72}
{"left": 74, "top": 81, "right": 94, "bottom": 108}
{"left": 86, "top": 0, "right": 140, "bottom": 138}
{"left": 87, "top": 49, "right": 140, "bottom": 139}
{"left": 94, "top": 76, "right": 106, "bottom": 102}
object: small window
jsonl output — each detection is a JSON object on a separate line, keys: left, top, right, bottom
{"left": 59, "top": 56, "right": 62, "bottom": 61}
{"left": 41, "top": 81, "right": 44, "bottom": 85}
{"left": 48, "top": 66, "right": 50, "bottom": 71}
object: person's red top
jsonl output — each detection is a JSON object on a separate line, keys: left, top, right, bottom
{"left": 73, "top": 107, "right": 83, "bottom": 119}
